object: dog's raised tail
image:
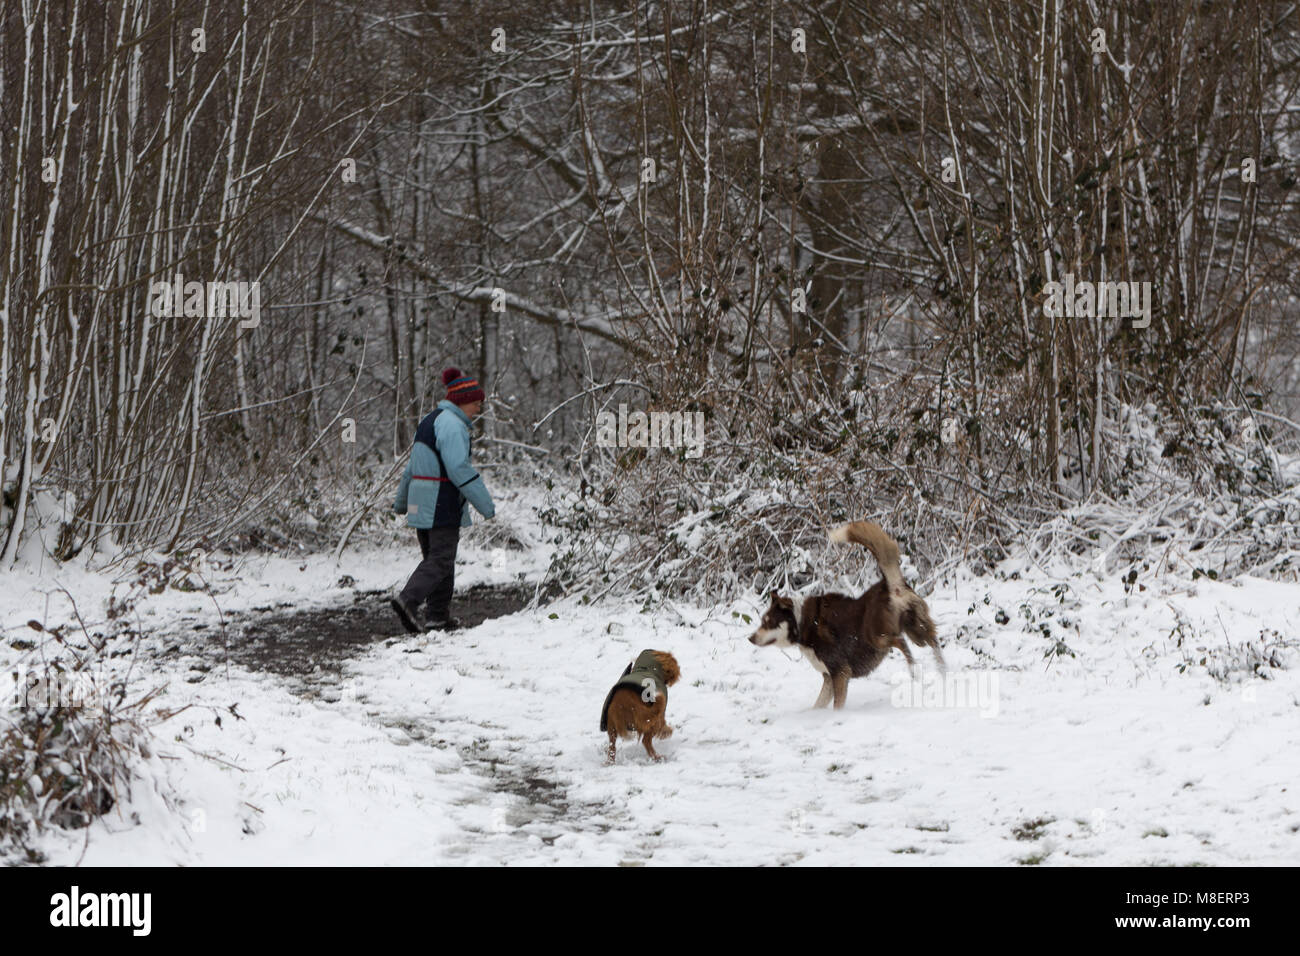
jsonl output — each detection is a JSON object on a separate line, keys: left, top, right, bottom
{"left": 830, "top": 521, "right": 903, "bottom": 590}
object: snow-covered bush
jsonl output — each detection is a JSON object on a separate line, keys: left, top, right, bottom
{"left": 0, "top": 621, "right": 160, "bottom": 865}
{"left": 539, "top": 376, "right": 1300, "bottom": 601}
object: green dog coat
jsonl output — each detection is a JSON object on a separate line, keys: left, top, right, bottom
{"left": 600, "top": 649, "right": 668, "bottom": 732}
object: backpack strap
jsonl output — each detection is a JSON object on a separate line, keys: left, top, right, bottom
{"left": 414, "top": 408, "right": 449, "bottom": 476}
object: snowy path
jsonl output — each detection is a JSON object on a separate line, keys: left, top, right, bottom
{"left": 38, "top": 561, "right": 1300, "bottom": 866}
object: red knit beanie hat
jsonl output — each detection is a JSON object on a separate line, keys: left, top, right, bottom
{"left": 443, "top": 367, "right": 485, "bottom": 405}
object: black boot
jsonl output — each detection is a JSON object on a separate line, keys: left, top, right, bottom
{"left": 424, "top": 611, "right": 461, "bottom": 632}
{"left": 389, "top": 597, "right": 421, "bottom": 633}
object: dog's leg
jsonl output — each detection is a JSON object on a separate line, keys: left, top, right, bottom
{"left": 641, "top": 732, "right": 663, "bottom": 762}
{"left": 813, "top": 673, "right": 833, "bottom": 709}
{"left": 896, "top": 637, "right": 917, "bottom": 679}
{"left": 606, "top": 730, "right": 617, "bottom": 765}
{"left": 831, "top": 668, "right": 850, "bottom": 710}
{"left": 655, "top": 724, "right": 673, "bottom": 739}
{"left": 931, "top": 645, "right": 947, "bottom": 675}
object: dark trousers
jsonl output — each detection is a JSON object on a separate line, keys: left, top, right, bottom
{"left": 399, "top": 525, "right": 460, "bottom": 617}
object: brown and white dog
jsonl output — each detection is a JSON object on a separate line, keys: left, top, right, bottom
{"left": 601, "top": 650, "right": 681, "bottom": 764}
{"left": 749, "top": 522, "right": 943, "bottom": 709}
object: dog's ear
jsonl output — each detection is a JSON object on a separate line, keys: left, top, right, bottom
{"left": 654, "top": 651, "right": 681, "bottom": 685}
{"left": 775, "top": 594, "right": 793, "bottom": 609}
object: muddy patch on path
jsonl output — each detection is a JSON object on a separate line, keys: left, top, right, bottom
{"left": 164, "top": 580, "right": 615, "bottom": 854}
{"left": 178, "top": 582, "right": 537, "bottom": 682}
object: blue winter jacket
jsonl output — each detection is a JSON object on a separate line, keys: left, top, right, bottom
{"left": 393, "top": 400, "right": 495, "bottom": 528}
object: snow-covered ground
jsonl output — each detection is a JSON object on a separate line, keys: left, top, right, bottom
{"left": 5, "top": 514, "right": 1299, "bottom": 866}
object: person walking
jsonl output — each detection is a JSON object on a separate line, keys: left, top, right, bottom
{"left": 390, "top": 367, "right": 495, "bottom": 632}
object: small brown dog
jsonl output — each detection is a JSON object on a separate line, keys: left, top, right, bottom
{"left": 600, "top": 649, "right": 681, "bottom": 764}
